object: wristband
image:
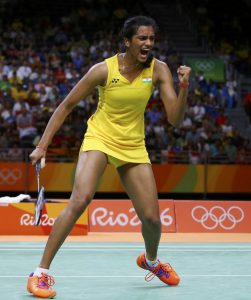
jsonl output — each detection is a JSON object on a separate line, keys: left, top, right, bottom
{"left": 179, "top": 83, "right": 189, "bottom": 88}
{"left": 36, "top": 145, "right": 47, "bottom": 152}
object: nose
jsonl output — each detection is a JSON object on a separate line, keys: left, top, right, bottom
{"left": 145, "top": 38, "right": 153, "bottom": 47}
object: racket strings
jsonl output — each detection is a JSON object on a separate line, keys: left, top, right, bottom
{"left": 35, "top": 186, "right": 45, "bottom": 226}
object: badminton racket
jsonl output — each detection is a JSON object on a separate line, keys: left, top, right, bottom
{"left": 34, "top": 160, "right": 45, "bottom": 226}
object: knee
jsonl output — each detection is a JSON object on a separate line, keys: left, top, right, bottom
{"left": 141, "top": 212, "right": 161, "bottom": 229}
{"left": 68, "top": 193, "right": 92, "bottom": 216}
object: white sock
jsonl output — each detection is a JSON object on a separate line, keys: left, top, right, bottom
{"left": 33, "top": 267, "right": 49, "bottom": 277}
{"left": 145, "top": 254, "right": 159, "bottom": 268}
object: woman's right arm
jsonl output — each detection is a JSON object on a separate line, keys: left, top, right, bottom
{"left": 30, "top": 62, "right": 107, "bottom": 165}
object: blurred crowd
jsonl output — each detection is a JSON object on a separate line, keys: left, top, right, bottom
{"left": 0, "top": 0, "right": 250, "bottom": 164}
{"left": 183, "top": 0, "right": 251, "bottom": 76}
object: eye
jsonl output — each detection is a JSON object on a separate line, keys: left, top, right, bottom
{"left": 138, "top": 35, "right": 155, "bottom": 42}
{"left": 138, "top": 36, "right": 146, "bottom": 41}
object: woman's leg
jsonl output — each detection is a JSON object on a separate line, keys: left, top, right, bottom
{"left": 39, "top": 150, "right": 107, "bottom": 268}
{"left": 117, "top": 163, "right": 161, "bottom": 260}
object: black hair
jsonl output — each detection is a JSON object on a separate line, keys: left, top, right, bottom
{"left": 121, "top": 15, "right": 158, "bottom": 40}
{"left": 120, "top": 15, "right": 158, "bottom": 68}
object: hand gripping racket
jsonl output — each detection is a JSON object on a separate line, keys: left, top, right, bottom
{"left": 34, "top": 160, "right": 45, "bottom": 226}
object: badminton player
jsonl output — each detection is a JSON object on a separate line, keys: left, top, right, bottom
{"left": 27, "top": 15, "right": 191, "bottom": 298}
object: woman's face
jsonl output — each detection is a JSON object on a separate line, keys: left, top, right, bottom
{"left": 125, "top": 25, "right": 155, "bottom": 63}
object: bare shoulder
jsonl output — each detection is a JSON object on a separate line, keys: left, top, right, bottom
{"left": 86, "top": 61, "right": 108, "bottom": 86}
{"left": 90, "top": 61, "right": 107, "bottom": 72}
{"left": 153, "top": 59, "right": 171, "bottom": 84}
{"left": 88, "top": 61, "right": 107, "bottom": 77}
{"left": 154, "top": 58, "right": 168, "bottom": 70}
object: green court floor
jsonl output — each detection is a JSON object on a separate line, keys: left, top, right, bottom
{"left": 0, "top": 242, "right": 251, "bottom": 300}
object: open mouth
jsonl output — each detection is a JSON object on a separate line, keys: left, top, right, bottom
{"left": 140, "top": 49, "right": 150, "bottom": 58}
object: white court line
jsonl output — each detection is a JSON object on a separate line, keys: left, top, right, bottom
{"left": 0, "top": 275, "right": 250, "bottom": 278}
{"left": 0, "top": 248, "right": 251, "bottom": 252}
{"left": 0, "top": 245, "right": 251, "bottom": 250}
{"left": 0, "top": 245, "right": 251, "bottom": 249}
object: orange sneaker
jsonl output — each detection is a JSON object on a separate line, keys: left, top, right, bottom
{"left": 27, "top": 272, "right": 56, "bottom": 298}
{"left": 136, "top": 253, "right": 180, "bottom": 286}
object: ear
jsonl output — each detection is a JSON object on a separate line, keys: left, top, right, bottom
{"left": 124, "top": 38, "right": 130, "bottom": 48}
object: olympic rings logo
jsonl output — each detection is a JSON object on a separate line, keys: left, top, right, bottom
{"left": 195, "top": 61, "right": 215, "bottom": 72}
{"left": 0, "top": 168, "right": 22, "bottom": 185}
{"left": 191, "top": 206, "right": 244, "bottom": 230}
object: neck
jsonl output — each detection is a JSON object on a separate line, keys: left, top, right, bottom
{"left": 121, "top": 52, "right": 142, "bottom": 72}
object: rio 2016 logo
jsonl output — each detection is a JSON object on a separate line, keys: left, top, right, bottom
{"left": 20, "top": 214, "right": 55, "bottom": 226}
{"left": 91, "top": 207, "right": 173, "bottom": 227}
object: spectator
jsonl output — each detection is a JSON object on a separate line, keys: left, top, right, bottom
{"left": 0, "top": 75, "right": 11, "bottom": 92}
{"left": 16, "top": 105, "right": 37, "bottom": 147}
{"left": 17, "top": 61, "right": 32, "bottom": 81}
{"left": 221, "top": 117, "right": 233, "bottom": 137}
{"left": 190, "top": 99, "right": 206, "bottom": 122}
{"left": 180, "top": 112, "right": 192, "bottom": 129}
{"left": 146, "top": 105, "right": 162, "bottom": 124}
{"left": 224, "top": 137, "right": 237, "bottom": 163}
{"left": 11, "top": 84, "right": 28, "bottom": 102}
{"left": 188, "top": 143, "right": 201, "bottom": 164}
{"left": 7, "top": 143, "right": 23, "bottom": 161}
{"left": 186, "top": 124, "right": 200, "bottom": 144}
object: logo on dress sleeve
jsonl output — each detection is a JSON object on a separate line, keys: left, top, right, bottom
{"left": 142, "top": 77, "right": 152, "bottom": 83}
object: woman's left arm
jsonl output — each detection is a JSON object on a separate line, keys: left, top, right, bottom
{"left": 154, "top": 60, "right": 191, "bottom": 127}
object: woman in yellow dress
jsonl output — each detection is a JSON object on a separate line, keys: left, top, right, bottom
{"left": 27, "top": 16, "right": 191, "bottom": 298}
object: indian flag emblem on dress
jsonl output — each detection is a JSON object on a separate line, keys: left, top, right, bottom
{"left": 142, "top": 77, "right": 152, "bottom": 83}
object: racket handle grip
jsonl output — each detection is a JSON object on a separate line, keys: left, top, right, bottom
{"left": 36, "top": 160, "right": 41, "bottom": 174}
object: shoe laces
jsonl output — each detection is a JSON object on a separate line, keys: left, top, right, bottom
{"left": 145, "top": 262, "right": 173, "bottom": 282}
{"left": 38, "top": 273, "right": 55, "bottom": 289}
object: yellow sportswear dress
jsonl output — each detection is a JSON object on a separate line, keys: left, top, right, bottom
{"left": 80, "top": 54, "right": 155, "bottom": 167}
